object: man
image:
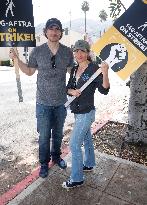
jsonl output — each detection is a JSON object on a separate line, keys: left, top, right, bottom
{"left": 9, "top": 18, "right": 73, "bottom": 178}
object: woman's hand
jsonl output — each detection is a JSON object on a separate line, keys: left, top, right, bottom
{"left": 99, "top": 61, "right": 109, "bottom": 76}
{"left": 99, "top": 62, "right": 110, "bottom": 89}
{"left": 68, "top": 89, "right": 81, "bottom": 97}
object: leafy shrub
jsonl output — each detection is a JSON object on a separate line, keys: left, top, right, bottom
{"left": 1, "top": 60, "right": 10, "bottom": 66}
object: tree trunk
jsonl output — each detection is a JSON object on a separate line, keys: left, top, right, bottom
{"left": 125, "top": 61, "right": 147, "bottom": 143}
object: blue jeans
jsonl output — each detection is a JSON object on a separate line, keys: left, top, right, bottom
{"left": 69, "top": 109, "right": 96, "bottom": 182}
{"left": 36, "top": 103, "right": 67, "bottom": 164}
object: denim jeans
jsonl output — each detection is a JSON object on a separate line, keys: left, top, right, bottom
{"left": 36, "top": 103, "right": 67, "bottom": 164}
{"left": 69, "top": 109, "right": 96, "bottom": 182}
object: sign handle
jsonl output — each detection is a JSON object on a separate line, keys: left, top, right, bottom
{"left": 13, "top": 48, "right": 23, "bottom": 102}
{"left": 65, "top": 68, "right": 102, "bottom": 108}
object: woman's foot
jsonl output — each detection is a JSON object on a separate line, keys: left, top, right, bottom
{"left": 83, "top": 165, "right": 93, "bottom": 172}
{"left": 62, "top": 179, "right": 84, "bottom": 189}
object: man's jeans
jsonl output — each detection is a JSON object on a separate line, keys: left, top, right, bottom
{"left": 70, "top": 109, "right": 96, "bottom": 182}
{"left": 36, "top": 103, "right": 67, "bottom": 164}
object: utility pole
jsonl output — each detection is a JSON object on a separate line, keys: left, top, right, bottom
{"left": 69, "top": 10, "right": 71, "bottom": 30}
{"left": 84, "top": 11, "right": 86, "bottom": 33}
{"left": 69, "top": 10, "right": 72, "bottom": 47}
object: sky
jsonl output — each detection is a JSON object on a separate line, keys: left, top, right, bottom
{"left": 32, "top": 0, "right": 134, "bottom": 26}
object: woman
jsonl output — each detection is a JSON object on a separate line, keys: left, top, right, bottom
{"left": 62, "top": 40, "right": 110, "bottom": 189}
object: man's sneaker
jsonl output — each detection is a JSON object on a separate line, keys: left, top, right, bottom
{"left": 39, "top": 164, "right": 49, "bottom": 178}
{"left": 62, "top": 179, "right": 84, "bottom": 189}
{"left": 83, "top": 165, "right": 93, "bottom": 172}
{"left": 53, "top": 158, "right": 67, "bottom": 169}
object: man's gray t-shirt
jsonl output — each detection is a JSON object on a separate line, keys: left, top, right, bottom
{"left": 28, "top": 43, "right": 73, "bottom": 106}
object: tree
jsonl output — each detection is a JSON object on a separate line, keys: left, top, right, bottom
{"left": 98, "top": 9, "right": 108, "bottom": 37}
{"left": 109, "top": 0, "right": 126, "bottom": 20}
{"left": 108, "top": 0, "right": 147, "bottom": 144}
{"left": 81, "top": 1, "right": 89, "bottom": 33}
{"left": 99, "top": 9, "right": 108, "bottom": 22}
{"left": 125, "top": 62, "right": 147, "bottom": 144}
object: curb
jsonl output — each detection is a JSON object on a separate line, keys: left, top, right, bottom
{"left": 91, "top": 119, "right": 109, "bottom": 134}
{"left": 0, "top": 146, "right": 70, "bottom": 205}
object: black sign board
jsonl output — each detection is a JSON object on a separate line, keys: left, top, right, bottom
{"left": 0, "top": 0, "right": 36, "bottom": 47}
{"left": 114, "top": 0, "right": 147, "bottom": 56}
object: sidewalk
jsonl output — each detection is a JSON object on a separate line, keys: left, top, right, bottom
{"left": 7, "top": 150, "right": 147, "bottom": 205}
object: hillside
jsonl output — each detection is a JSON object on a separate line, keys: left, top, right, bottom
{"left": 35, "top": 18, "right": 113, "bottom": 40}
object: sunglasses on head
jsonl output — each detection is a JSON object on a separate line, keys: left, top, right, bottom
{"left": 51, "top": 55, "right": 56, "bottom": 69}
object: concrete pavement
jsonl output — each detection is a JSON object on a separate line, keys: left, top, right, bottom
{"left": 7, "top": 151, "right": 147, "bottom": 205}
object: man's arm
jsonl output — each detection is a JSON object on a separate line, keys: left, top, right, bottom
{"left": 9, "top": 48, "right": 36, "bottom": 76}
{"left": 67, "top": 66, "right": 72, "bottom": 74}
{"left": 67, "top": 48, "right": 74, "bottom": 74}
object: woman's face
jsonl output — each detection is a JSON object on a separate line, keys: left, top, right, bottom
{"left": 74, "top": 49, "right": 88, "bottom": 64}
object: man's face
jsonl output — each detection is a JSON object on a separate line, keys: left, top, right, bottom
{"left": 46, "top": 26, "right": 62, "bottom": 42}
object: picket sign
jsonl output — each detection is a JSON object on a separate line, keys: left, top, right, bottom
{"left": 65, "top": 1, "right": 147, "bottom": 107}
{"left": 0, "top": 0, "right": 35, "bottom": 101}
{"left": 64, "top": 68, "right": 102, "bottom": 108}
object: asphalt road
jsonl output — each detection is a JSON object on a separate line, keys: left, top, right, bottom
{"left": 0, "top": 67, "right": 37, "bottom": 162}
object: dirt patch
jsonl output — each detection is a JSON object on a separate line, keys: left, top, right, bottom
{"left": 0, "top": 148, "right": 39, "bottom": 196}
{"left": 93, "top": 121, "right": 147, "bottom": 166}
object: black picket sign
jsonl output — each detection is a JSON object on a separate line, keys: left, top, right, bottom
{"left": 114, "top": 0, "right": 147, "bottom": 56}
{"left": 0, "top": 0, "right": 36, "bottom": 47}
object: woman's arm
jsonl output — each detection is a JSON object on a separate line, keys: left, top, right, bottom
{"left": 100, "top": 62, "right": 110, "bottom": 89}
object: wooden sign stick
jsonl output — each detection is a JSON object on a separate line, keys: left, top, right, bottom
{"left": 64, "top": 55, "right": 104, "bottom": 108}
{"left": 65, "top": 68, "right": 102, "bottom": 108}
{"left": 13, "top": 47, "right": 23, "bottom": 102}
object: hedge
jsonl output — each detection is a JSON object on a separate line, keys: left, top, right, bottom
{"left": 0, "top": 60, "right": 10, "bottom": 66}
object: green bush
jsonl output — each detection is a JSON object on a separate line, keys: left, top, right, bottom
{"left": 1, "top": 60, "right": 10, "bottom": 66}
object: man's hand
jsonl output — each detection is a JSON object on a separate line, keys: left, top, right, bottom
{"left": 9, "top": 48, "right": 36, "bottom": 76}
{"left": 9, "top": 48, "right": 18, "bottom": 60}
